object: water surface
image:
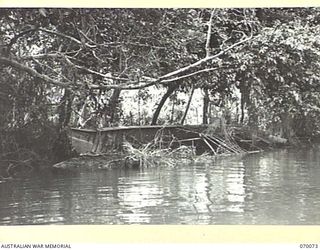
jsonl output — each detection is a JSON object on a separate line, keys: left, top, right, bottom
{"left": 1, "top": 146, "right": 320, "bottom": 225}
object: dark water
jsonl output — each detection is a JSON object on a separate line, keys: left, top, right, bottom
{"left": 1, "top": 146, "right": 320, "bottom": 225}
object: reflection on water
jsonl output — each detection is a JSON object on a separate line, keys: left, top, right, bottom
{"left": 1, "top": 145, "right": 320, "bottom": 225}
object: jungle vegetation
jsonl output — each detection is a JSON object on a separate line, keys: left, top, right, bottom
{"left": 1, "top": 8, "right": 320, "bottom": 168}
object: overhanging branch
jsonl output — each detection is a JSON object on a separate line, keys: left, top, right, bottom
{"left": 0, "top": 56, "right": 73, "bottom": 89}
{"left": 1, "top": 27, "right": 252, "bottom": 92}
{"left": 160, "top": 31, "right": 253, "bottom": 81}
{"left": 161, "top": 65, "right": 232, "bottom": 83}
{"left": 0, "top": 55, "right": 155, "bottom": 91}
{"left": 73, "top": 64, "right": 130, "bottom": 82}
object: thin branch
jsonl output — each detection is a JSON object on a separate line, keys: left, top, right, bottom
{"left": 31, "top": 58, "right": 71, "bottom": 82}
{"left": 93, "top": 79, "right": 159, "bottom": 91}
{"left": 73, "top": 64, "right": 130, "bottom": 81}
{"left": 205, "top": 10, "right": 215, "bottom": 58}
{"left": 161, "top": 66, "right": 223, "bottom": 83}
{"left": 21, "top": 53, "right": 62, "bottom": 60}
{"left": 91, "top": 50, "right": 112, "bottom": 64}
{"left": 125, "top": 42, "right": 166, "bottom": 49}
{"left": 77, "top": 28, "right": 96, "bottom": 44}
{"left": 77, "top": 28, "right": 165, "bottom": 49}
{"left": 21, "top": 50, "right": 82, "bottom": 60}
{"left": 39, "top": 28, "right": 96, "bottom": 49}
{"left": 62, "top": 54, "right": 130, "bottom": 81}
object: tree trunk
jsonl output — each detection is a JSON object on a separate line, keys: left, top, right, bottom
{"left": 107, "top": 48, "right": 124, "bottom": 126}
{"left": 280, "top": 113, "right": 294, "bottom": 140}
{"left": 203, "top": 88, "right": 209, "bottom": 124}
{"left": 170, "top": 93, "right": 175, "bottom": 124}
{"left": 240, "top": 93, "right": 245, "bottom": 124}
{"left": 180, "top": 85, "right": 195, "bottom": 125}
{"left": 54, "top": 88, "right": 75, "bottom": 163}
{"left": 151, "top": 85, "right": 176, "bottom": 125}
{"left": 58, "top": 89, "right": 72, "bottom": 128}
{"left": 64, "top": 90, "right": 73, "bottom": 127}
{"left": 108, "top": 88, "right": 121, "bottom": 125}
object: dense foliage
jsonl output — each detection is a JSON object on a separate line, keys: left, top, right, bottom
{"left": 1, "top": 8, "right": 320, "bottom": 170}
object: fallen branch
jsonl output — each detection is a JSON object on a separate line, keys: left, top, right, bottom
{"left": 200, "top": 134, "right": 217, "bottom": 155}
{"left": 205, "top": 134, "right": 239, "bottom": 153}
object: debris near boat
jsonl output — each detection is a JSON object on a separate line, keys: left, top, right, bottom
{"left": 52, "top": 124, "right": 290, "bottom": 172}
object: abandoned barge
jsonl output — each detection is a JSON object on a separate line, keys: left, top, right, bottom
{"left": 69, "top": 124, "right": 278, "bottom": 156}
{"left": 51, "top": 125, "right": 289, "bottom": 171}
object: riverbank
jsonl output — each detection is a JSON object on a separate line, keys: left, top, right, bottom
{"left": 0, "top": 124, "right": 313, "bottom": 177}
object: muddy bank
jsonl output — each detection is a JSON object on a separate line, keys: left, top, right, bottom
{"left": 52, "top": 154, "right": 141, "bottom": 172}
{"left": 1, "top": 125, "right": 293, "bottom": 176}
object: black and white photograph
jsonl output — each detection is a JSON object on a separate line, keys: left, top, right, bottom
{"left": 1, "top": 7, "right": 320, "bottom": 226}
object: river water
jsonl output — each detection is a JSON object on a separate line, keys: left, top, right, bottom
{"left": 1, "top": 145, "right": 320, "bottom": 225}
